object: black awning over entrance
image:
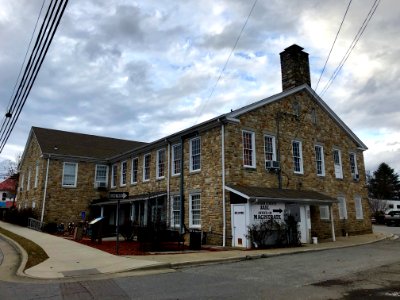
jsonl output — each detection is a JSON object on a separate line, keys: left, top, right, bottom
{"left": 225, "top": 185, "right": 337, "bottom": 205}
{"left": 91, "top": 191, "right": 167, "bottom": 206}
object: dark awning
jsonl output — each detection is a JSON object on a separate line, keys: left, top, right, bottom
{"left": 91, "top": 191, "right": 167, "bottom": 206}
{"left": 225, "top": 185, "right": 337, "bottom": 205}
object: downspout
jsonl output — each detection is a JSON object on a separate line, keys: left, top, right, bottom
{"left": 167, "top": 141, "right": 171, "bottom": 227}
{"left": 221, "top": 123, "right": 226, "bottom": 247}
{"left": 330, "top": 205, "right": 336, "bottom": 242}
{"left": 40, "top": 156, "right": 50, "bottom": 224}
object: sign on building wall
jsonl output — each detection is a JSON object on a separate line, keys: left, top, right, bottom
{"left": 250, "top": 202, "right": 285, "bottom": 223}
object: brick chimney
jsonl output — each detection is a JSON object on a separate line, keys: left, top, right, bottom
{"left": 280, "top": 44, "right": 311, "bottom": 91}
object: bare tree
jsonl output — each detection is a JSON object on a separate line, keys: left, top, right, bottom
{"left": 368, "top": 198, "right": 388, "bottom": 216}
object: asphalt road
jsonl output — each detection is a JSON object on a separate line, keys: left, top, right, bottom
{"left": 0, "top": 225, "right": 399, "bottom": 300}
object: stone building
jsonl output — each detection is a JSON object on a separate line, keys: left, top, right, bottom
{"left": 17, "top": 45, "right": 372, "bottom": 247}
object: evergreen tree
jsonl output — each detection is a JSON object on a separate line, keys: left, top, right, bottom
{"left": 368, "top": 162, "right": 400, "bottom": 199}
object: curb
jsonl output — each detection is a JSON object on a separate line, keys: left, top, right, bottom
{"left": 0, "top": 232, "right": 28, "bottom": 277}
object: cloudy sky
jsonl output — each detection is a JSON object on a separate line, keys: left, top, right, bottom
{"left": 0, "top": 0, "right": 399, "bottom": 175}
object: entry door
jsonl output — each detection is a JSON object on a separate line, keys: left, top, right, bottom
{"left": 232, "top": 204, "right": 247, "bottom": 248}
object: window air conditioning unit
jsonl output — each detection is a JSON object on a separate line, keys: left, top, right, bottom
{"left": 95, "top": 182, "right": 107, "bottom": 188}
{"left": 353, "top": 174, "right": 360, "bottom": 181}
{"left": 265, "top": 160, "right": 280, "bottom": 170}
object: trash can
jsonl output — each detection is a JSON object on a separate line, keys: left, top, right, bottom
{"left": 89, "top": 217, "right": 104, "bottom": 243}
{"left": 189, "top": 230, "right": 202, "bottom": 250}
{"left": 74, "top": 221, "right": 84, "bottom": 241}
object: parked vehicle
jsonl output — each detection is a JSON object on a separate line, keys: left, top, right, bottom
{"left": 384, "top": 210, "right": 400, "bottom": 226}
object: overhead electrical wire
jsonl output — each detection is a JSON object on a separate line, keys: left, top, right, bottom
{"left": 315, "top": 0, "right": 352, "bottom": 92}
{"left": 319, "top": 0, "right": 380, "bottom": 96}
{"left": 194, "top": 0, "right": 258, "bottom": 124}
{"left": 0, "top": 0, "right": 69, "bottom": 154}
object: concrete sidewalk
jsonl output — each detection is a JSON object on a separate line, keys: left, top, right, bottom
{"left": 0, "top": 220, "right": 393, "bottom": 280}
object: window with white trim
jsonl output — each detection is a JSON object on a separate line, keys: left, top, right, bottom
{"left": 243, "top": 130, "right": 255, "bottom": 167}
{"left": 354, "top": 196, "right": 363, "bottom": 219}
{"left": 319, "top": 205, "right": 330, "bottom": 220}
{"left": 27, "top": 169, "right": 31, "bottom": 191}
{"left": 190, "top": 137, "right": 201, "bottom": 172}
{"left": 171, "top": 195, "right": 181, "bottom": 228}
{"left": 143, "top": 154, "right": 151, "bottom": 181}
{"left": 338, "top": 196, "right": 347, "bottom": 219}
{"left": 95, "top": 165, "right": 108, "bottom": 187}
{"left": 172, "top": 144, "right": 181, "bottom": 176}
{"left": 349, "top": 153, "right": 359, "bottom": 178}
{"left": 315, "top": 145, "right": 325, "bottom": 176}
{"left": 189, "top": 193, "right": 201, "bottom": 228}
{"left": 131, "top": 157, "right": 138, "bottom": 184}
{"left": 292, "top": 140, "right": 303, "bottom": 174}
{"left": 34, "top": 161, "right": 39, "bottom": 188}
{"left": 111, "top": 164, "right": 117, "bottom": 188}
{"left": 20, "top": 173, "right": 24, "bottom": 191}
{"left": 62, "top": 162, "right": 78, "bottom": 187}
{"left": 120, "top": 161, "right": 127, "bottom": 186}
{"left": 264, "top": 135, "right": 276, "bottom": 162}
{"left": 333, "top": 149, "right": 343, "bottom": 179}
{"left": 157, "top": 149, "right": 166, "bottom": 179}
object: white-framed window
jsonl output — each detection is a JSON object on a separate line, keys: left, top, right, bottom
{"left": 34, "top": 161, "right": 39, "bottom": 188}
{"left": 243, "top": 130, "right": 256, "bottom": 168}
{"left": 264, "top": 135, "right": 276, "bottom": 162}
{"left": 20, "top": 173, "right": 24, "bottom": 191}
{"left": 349, "top": 153, "right": 359, "bottom": 178}
{"left": 62, "top": 162, "right": 78, "bottom": 187}
{"left": 319, "top": 205, "right": 330, "bottom": 220}
{"left": 315, "top": 145, "right": 325, "bottom": 176}
{"left": 189, "top": 193, "right": 201, "bottom": 228}
{"left": 172, "top": 144, "right": 181, "bottom": 176}
{"left": 157, "top": 148, "right": 166, "bottom": 179}
{"left": 190, "top": 137, "right": 201, "bottom": 172}
{"left": 354, "top": 196, "right": 363, "bottom": 219}
{"left": 143, "top": 153, "right": 151, "bottom": 181}
{"left": 95, "top": 165, "right": 108, "bottom": 187}
{"left": 338, "top": 196, "right": 347, "bottom": 220}
{"left": 120, "top": 161, "right": 127, "bottom": 186}
{"left": 311, "top": 108, "right": 317, "bottom": 124}
{"left": 111, "top": 164, "right": 117, "bottom": 188}
{"left": 333, "top": 149, "right": 343, "bottom": 179}
{"left": 27, "top": 168, "right": 31, "bottom": 191}
{"left": 131, "top": 157, "right": 138, "bottom": 184}
{"left": 292, "top": 140, "right": 303, "bottom": 174}
{"left": 171, "top": 195, "right": 181, "bottom": 228}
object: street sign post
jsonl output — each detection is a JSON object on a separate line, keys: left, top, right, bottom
{"left": 109, "top": 192, "right": 129, "bottom": 255}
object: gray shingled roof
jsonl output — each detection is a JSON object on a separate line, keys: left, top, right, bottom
{"left": 32, "top": 127, "right": 147, "bottom": 160}
{"left": 226, "top": 184, "right": 337, "bottom": 204}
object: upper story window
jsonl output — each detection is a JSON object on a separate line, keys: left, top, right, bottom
{"left": 62, "top": 162, "right": 78, "bottom": 187}
{"left": 338, "top": 196, "right": 347, "bottom": 220}
{"left": 333, "top": 149, "right": 343, "bottom": 179}
{"left": 243, "top": 130, "right": 255, "bottom": 168}
{"left": 143, "top": 153, "right": 151, "bottom": 181}
{"left": 34, "top": 161, "right": 39, "bottom": 188}
{"left": 20, "top": 173, "right": 24, "bottom": 191}
{"left": 120, "top": 161, "right": 127, "bottom": 186}
{"left": 293, "top": 101, "right": 300, "bottom": 117}
{"left": 264, "top": 135, "right": 276, "bottom": 162}
{"left": 311, "top": 108, "right": 317, "bottom": 124}
{"left": 172, "top": 144, "right": 181, "bottom": 176}
{"left": 190, "top": 137, "right": 201, "bottom": 172}
{"left": 157, "top": 149, "right": 166, "bottom": 179}
{"left": 27, "top": 168, "right": 31, "bottom": 191}
{"left": 111, "top": 164, "right": 117, "bottom": 188}
{"left": 349, "top": 153, "right": 359, "bottom": 179}
{"left": 131, "top": 157, "right": 138, "bottom": 184}
{"left": 315, "top": 145, "right": 325, "bottom": 176}
{"left": 292, "top": 140, "right": 303, "bottom": 174}
{"left": 95, "top": 165, "right": 108, "bottom": 187}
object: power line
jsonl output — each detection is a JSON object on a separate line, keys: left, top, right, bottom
{"left": 0, "top": 0, "right": 69, "bottom": 154}
{"left": 320, "top": 0, "right": 380, "bottom": 96}
{"left": 315, "top": 0, "right": 352, "bottom": 92}
{"left": 194, "top": 0, "right": 258, "bottom": 124}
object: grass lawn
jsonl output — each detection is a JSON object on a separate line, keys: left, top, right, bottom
{"left": 0, "top": 227, "right": 49, "bottom": 270}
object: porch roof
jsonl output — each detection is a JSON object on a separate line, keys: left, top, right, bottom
{"left": 91, "top": 191, "right": 167, "bottom": 206}
{"left": 225, "top": 185, "right": 337, "bottom": 205}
